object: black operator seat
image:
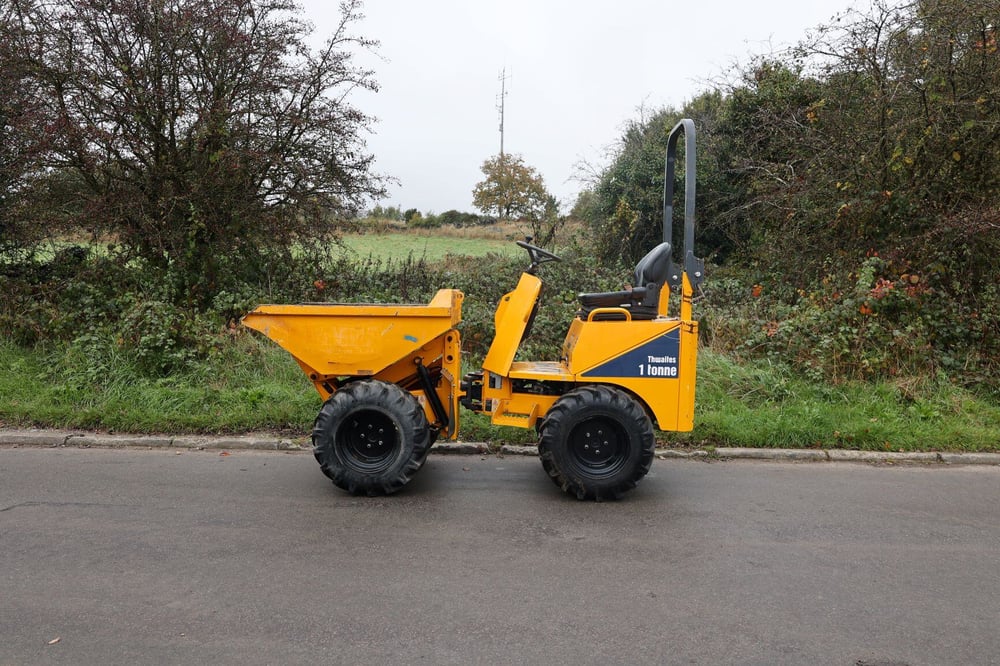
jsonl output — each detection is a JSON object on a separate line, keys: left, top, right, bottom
{"left": 577, "top": 242, "right": 672, "bottom": 320}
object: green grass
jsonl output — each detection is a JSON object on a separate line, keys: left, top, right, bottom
{"left": 0, "top": 337, "right": 318, "bottom": 435}
{"left": 681, "top": 350, "right": 1000, "bottom": 452}
{"left": 338, "top": 232, "right": 516, "bottom": 262}
{"left": 2, "top": 339, "right": 998, "bottom": 451}
{"left": 9, "top": 231, "right": 517, "bottom": 265}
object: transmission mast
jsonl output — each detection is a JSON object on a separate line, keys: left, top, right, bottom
{"left": 497, "top": 67, "right": 510, "bottom": 158}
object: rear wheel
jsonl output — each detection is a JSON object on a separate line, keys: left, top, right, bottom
{"left": 538, "top": 385, "right": 655, "bottom": 501}
{"left": 312, "top": 380, "right": 430, "bottom": 495}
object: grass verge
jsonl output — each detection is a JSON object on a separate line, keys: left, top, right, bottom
{"left": 0, "top": 337, "right": 317, "bottom": 434}
{"left": 1, "top": 339, "right": 997, "bottom": 451}
{"left": 679, "top": 351, "right": 1000, "bottom": 452}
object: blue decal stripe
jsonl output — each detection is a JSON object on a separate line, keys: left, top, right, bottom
{"left": 581, "top": 329, "right": 681, "bottom": 378}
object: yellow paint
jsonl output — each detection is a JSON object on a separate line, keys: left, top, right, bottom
{"left": 241, "top": 289, "right": 464, "bottom": 439}
{"left": 482, "top": 273, "right": 541, "bottom": 377}
{"left": 477, "top": 309, "right": 699, "bottom": 431}
{"left": 243, "top": 261, "right": 700, "bottom": 437}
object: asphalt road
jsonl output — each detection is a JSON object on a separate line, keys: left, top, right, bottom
{"left": 2, "top": 448, "right": 999, "bottom": 665}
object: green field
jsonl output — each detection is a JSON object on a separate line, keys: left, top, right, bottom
{"left": 12, "top": 231, "right": 519, "bottom": 264}
{"left": 338, "top": 232, "right": 517, "bottom": 262}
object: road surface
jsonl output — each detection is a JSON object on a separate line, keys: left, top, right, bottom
{"left": 2, "top": 447, "right": 999, "bottom": 665}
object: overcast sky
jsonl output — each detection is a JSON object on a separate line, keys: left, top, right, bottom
{"left": 299, "top": 0, "right": 856, "bottom": 214}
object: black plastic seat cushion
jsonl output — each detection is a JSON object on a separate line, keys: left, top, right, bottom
{"left": 576, "top": 242, "right": 672, "bottom": 320}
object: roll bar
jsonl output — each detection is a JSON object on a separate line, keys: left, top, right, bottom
{"left": 662, "top": 119, "right": 705, "bottom": 289}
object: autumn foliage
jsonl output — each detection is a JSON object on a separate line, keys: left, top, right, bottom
{"left": 1, "top": 0, "right": 385, "bottom": 307}
{"left": 577, "top": 0, "right": 999, "bottom": 389}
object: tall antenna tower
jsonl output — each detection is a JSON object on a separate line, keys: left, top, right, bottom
{"left": 496, "top": 67, "right": 510, "bottom": 157}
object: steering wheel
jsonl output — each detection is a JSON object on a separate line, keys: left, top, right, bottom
{"left": 516, "top": 239, "right": 561, "bottom": 274}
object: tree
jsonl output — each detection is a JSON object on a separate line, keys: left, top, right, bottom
{"left": 472, "top": 153, "right": 563, "bottom": 244}
{"left": 718, "top": 0, "right": 1000, "bottom": 272}
{"left": 578, "top": 107, "right": 676, "bottom": 264}
{"left": 575, "top": 96, "right": 737, "bottom": 266}
{"left": 7, "top": 0, "right": 386, "bottom": 306}
{"left": 0, "top": 0, "right": 48, "bottom": 255}
{"left": 530, "top": 192, "right": 563, "bottom": 247}
{"left": 472, "top": 153, "right": 547, "bottom": 221}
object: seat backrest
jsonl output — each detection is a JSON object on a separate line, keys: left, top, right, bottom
{"left": 633, "top": 242, "right": 672, "bottom": 288}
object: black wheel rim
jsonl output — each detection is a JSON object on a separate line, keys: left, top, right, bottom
{"left": 566, "top": 416, "right": 629, "bottom": 479}
{"left": 337, "top": 409, "right": 400, "bottom": 474}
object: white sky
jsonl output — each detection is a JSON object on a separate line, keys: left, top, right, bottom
{"left": 299, "top": 0, "right": 853, "bottom": 214}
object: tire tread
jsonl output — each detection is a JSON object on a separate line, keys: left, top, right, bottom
{"left": 312, "top": 380, "right": 430, "bottom": 496}
{"left": 538, "top": 385, "right": 655, "bottom": 501}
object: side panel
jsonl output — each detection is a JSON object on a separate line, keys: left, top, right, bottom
{"left": 482, "top": 273, "right": 542, "bottom": 377}
{"left": 564, "top": 317, "right": 699, "bottom": 432}
{"left": 242, "top": 289, "right": 463, "bottom": 378}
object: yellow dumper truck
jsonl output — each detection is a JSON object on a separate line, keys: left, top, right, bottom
{"left": 243, "top": 119, "right": 704, "bottom": 500}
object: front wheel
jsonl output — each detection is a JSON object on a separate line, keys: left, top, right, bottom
{"left": 312, "top": 380, "right": 431, "bottom": 496}
{"left": 538, "top": 385, "right": 655, "bottom": 501}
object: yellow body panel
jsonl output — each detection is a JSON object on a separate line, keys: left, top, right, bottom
{"left": 565, "top": 317, "right": 698, "bottom": 431}
{"left": 478, "top": 318, "right": 698, "bottom": 431}
{"left": 470, "top": 269, "right": 699, "bottom": 432}
{"left": 241, "top": 289, "right": 464, "bottom": 439}
{"left": 242, "top": 289, "right": 461, "bottom": 377}
{"left": 482, "top": 273, "right": 542, "bottom": 376}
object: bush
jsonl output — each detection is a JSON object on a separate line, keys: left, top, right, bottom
{"left": 437, "top": 210, "right": 483, "bottom": 227}
{"left": 368, "top": 204, "right": 403, "bottom": 221}
{"left": 704, "top": 251, "right": 1000, "bottom": 395}
{"left": 118, "top": 300, "right": 216, "bottom": 376}
{"left": 408, "top": 212, "right": 441, "bottom": 228}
